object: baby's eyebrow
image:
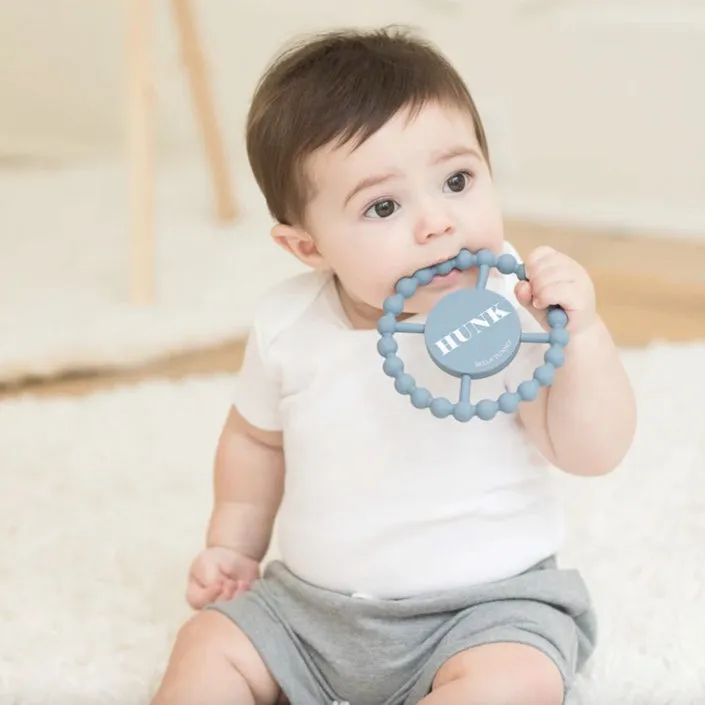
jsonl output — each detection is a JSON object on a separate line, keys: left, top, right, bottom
{"left": 343, "top": 145, "right": 481, "bottom": 206}
{"left": 344, "top": 172, "right": 399, "bottom": 207}
{"left": 431, "top": 145, "right": 482, "bottom": 164}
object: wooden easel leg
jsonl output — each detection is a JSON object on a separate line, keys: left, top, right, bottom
{"left": 127, "top": 0, "right": 156, "bottom": 305}
{"left": 171, "top": 0, "right": 238, "bottom": 222}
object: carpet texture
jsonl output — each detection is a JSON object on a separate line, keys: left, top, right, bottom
{"left": 1, "top": 342, "right": 704, "bottom": 704}
{"left": 0, "top": 157, "right": 306, "bottom": 385}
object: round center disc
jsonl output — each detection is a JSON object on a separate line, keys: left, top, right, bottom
{"left": 424, "top": 288, "right": 522, "bottom": 379}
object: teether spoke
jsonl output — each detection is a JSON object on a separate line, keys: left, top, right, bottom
{"left": 395, "top": 322, "right": 425, "bottom": 334}
{"left": 475, "top": 264, "right": 490, "bottom": 289}
{"left": 459, "top": 374, "right": 471, "bottom": 403}
{"left": 520, "top": 332, "right": 551, "bottom": 344}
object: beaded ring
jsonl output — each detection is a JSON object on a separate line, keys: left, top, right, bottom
{"left": 376, "top": 248, "right": 570, "bottom": 421}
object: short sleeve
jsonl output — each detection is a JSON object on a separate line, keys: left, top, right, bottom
{"left": 500, "top": 241, "right": 549, "bottom": 392}
{"left": 233, "top": 322, "right": 282, "bottom": 432}
{"left": 231, "top": 269, "right": 331, "bottom": 431}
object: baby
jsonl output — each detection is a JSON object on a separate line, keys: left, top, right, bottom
{"left": 150, "top": 26, "right": 636, "bottom": 705}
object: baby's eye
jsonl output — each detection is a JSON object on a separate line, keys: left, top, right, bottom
{"left": 364, "top": 199, "right": 398, "bottom": 219}
{"left": 444, "top": 171, "right": 472, "bottom": 193}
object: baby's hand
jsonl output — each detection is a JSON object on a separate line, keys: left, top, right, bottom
{"left": 186, "top": 546, "right": 260, "bottom": 610}
{"left": 514, "top": 246, "right": 597, "bottom": 335}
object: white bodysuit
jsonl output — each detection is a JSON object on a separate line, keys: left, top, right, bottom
{"left": 233, "top": 241, "right": 564, "bottom": 599}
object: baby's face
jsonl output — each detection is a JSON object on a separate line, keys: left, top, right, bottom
{"left": 302, "top": 101, "right": 505, "bottom": 324}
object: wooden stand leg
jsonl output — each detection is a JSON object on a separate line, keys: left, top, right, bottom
{"left": 171, "top": 0, "right": 238, "bottom": 222}
{"left": 127, "top": 0, "right": 156, "bottom": 305}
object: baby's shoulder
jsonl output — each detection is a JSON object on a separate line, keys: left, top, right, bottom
{"left": 251, "top": 269, "right": 333, "bottom": 347}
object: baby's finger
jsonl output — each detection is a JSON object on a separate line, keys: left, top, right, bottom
{"left": 529, "top": 274, "right": 576, "bottom": 306}
{"left": 234, "top": 579, "right": 254, "bottom": 597}
{"left": 531, "top": 281, "right": 579, "bottom": 311}
{"left": 220, "top": 578, "right": 239, "bottom": 601}
{"left": 527, "top": 261, "right": 570, "bottom": 288}
{"left": 524, "top": 246, "right": 557, "bottom": 275}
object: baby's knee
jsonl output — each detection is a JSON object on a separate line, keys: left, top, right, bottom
{"left": 174, "top": 610, "right": 280, "bottom": 703}
{"left": 432, "top": 642, "right": 564, "bottom": 705}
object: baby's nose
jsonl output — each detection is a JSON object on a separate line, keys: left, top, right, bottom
{"left": 415, "top": 210, "right": 454, "bottom": 242}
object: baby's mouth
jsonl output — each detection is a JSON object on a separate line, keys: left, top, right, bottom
{"left": 425, "top": 268, "right": 462, "bottom": 288}
{"left": 406, "top": 253, "right": 460, "bottom": 280}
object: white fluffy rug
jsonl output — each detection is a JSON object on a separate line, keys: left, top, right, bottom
{"left": 1, "top": 342, "right": 704, "bottom": 704}
{"left": 0, "top": 157, "right": 306, "bottom": 385}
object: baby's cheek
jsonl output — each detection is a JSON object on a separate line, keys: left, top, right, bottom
{"left": 354, "top": 260, "right": 393, "bottom": 295}
{"left": 338, "top": 265, "right": 388, "bottom": 310}
{"left": 370, "top": 275, "right": 398, "bottom": 309}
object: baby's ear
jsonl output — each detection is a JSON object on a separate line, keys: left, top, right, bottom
{"left": 270, "top": 223, "right": 327, "bottom": 270}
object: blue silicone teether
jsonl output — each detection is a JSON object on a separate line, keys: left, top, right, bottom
{"left": 376, "top": 248, "right": 569, "bottom": 421}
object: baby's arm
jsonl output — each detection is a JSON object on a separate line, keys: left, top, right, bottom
{"left": 514, "top": 247, "right": 637, "bottom": 477}
{"left": 518, "top": 316, "right": 636, "bottom": 476}
{"left": 206, "top": 404, "right": 284, "bottom": 561}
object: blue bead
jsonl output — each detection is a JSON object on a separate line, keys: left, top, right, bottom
{"left": 377, "top": 335, "right": 398, "bottom": 356}
{"left": 453, "top": 402, "right": 474, "bottom": 422}
{"left": 396, "top": 277, "right": 417, "bottom": 298}
{"left": 476, "top": 249, "right": 496, "bottom": 266}
{"left": 496, "top": 254, "right": 516, "bottom": 274}
{"left": 549, "top": 328, "right": 570, "bottom": 346}
{"left": 436, "top": 259, "right": 456, "bottom": 275}
{"left": 515, "top": 263, "right": 527, "bottom": 281}
{"left": 377, "top": 314, "right": 397, "bottom": 335}
{"left": 518, "top": 379, "right": 540, "bottom": 401}
{"left": 394, "top": 373, "right": 416, "bottom": 395}
{"left": 533, "top": 363, "right": 555, "bottom": 386}
{"left": 476, "top": 399, "right": 499, "bottom": 420}
{"left": 544, "top": 344, "right": 565, "bottom": 367}
{"left": 383, "top": 355, "right": 404, "bottom": 377}
{"left": 415, "top": 268, "right": 434, "bottom": 285}
{"left": 455, "top": 250, "right": 474, "bottom": 270}
{"left": 411, "top": 387, "right": 432, "bottom": 408}
{"left": 547, "top": 307, "right": 568, "bottom": 328}
{"left": 383, "top": 294, "right": 405, "bottom": 315}
{"left": 430, "top": 397, "right": 454, "bottom": 418}
{"left": 498, "top": 391, "right": 520, "bottom": 413}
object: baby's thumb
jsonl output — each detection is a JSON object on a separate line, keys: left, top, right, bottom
{"left": 514, "top": 280, "right": 532, "bottom": 308}
{"left": 185, "top": 576, "right": 222, "bottom": 610}
{"left": 513, "top": 281, "right": 547, "bottom": 328}
{"left": 191, "top": 555, "right": 221, "bottom": 587}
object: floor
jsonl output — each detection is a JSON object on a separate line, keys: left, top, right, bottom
{"left": 2, "top": 219, "right": 704, "bottom": 401}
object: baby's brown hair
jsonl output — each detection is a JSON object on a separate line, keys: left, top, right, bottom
{"left": 246, "top": 26, "right": 490, "bottom": 227}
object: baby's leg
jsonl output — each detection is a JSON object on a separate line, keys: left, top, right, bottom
{"left": 150, "top": 610, "right": 281, "bottom": 705}
{"left": 402, "top": 559, "right": 596, "bottom": 705}
{"left": 421, "top": 641, "right": 564, "bottom": 705}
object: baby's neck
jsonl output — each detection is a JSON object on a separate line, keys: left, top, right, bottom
{"left": 333, "top": 276, "right": 378, "bottom": 329}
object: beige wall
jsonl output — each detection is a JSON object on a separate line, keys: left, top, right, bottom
{"left": 1, "top": 0, "right": 703, "bottom": 237}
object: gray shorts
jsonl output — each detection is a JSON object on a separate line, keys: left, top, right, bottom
{"left": 207, "top": 556, "right": 596, "bottom": 705}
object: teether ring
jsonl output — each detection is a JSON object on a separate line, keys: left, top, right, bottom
{"left": 376, "top": 248, "right": 569, "bottom": 421}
